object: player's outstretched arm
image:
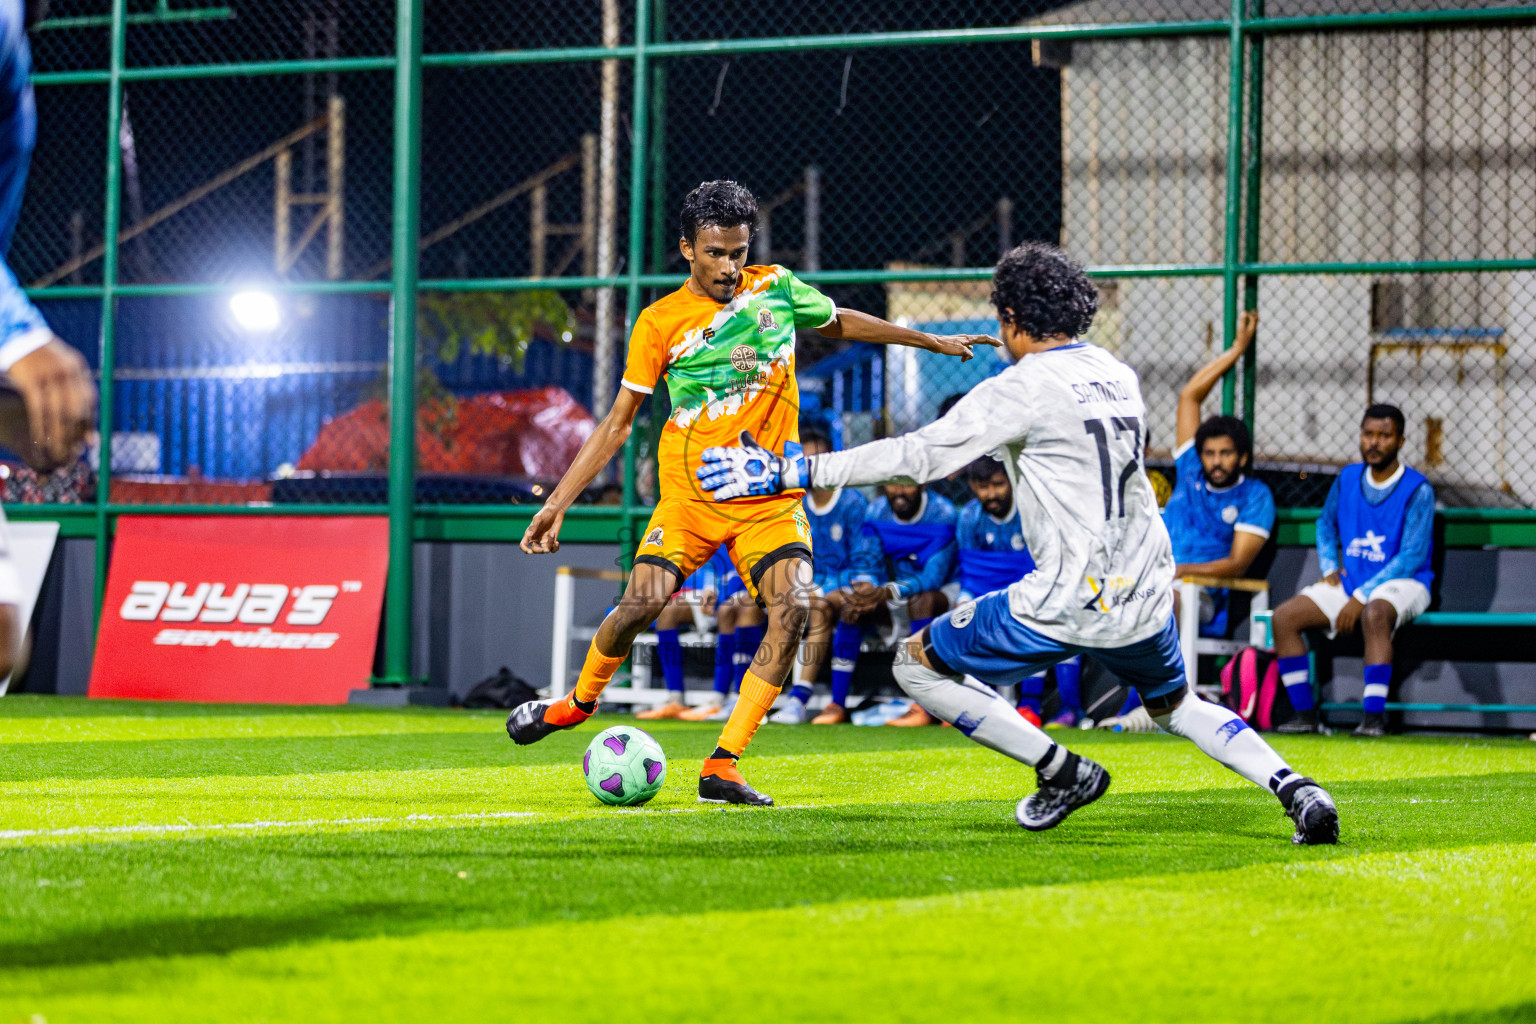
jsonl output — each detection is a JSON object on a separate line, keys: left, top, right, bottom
{"left": 699, "top": 378, "right": 1018, "bottom": 500}
{"left": 1176, "top": 309, "right": 1256, "bottom": 447}
{"left": 821, "top": 308, "right": 999, "bottom": 363}
{"left": 521, "top": 386, "right": 645, "bottom": 554}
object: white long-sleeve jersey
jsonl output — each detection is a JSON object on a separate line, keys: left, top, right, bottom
{"left": 811, "top": 342, "right": 1175, "bottom": 647}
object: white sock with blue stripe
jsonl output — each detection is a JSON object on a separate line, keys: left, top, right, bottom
{"left": 1154, "top": 690, "right": 1291, "bottom": 790}
{"left": 893, "top": 659, "right": 1055, "bottom": 767}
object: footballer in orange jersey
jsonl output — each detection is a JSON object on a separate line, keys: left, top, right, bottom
{"left": 509, "top": 180, "right": 995, "bottom": 805}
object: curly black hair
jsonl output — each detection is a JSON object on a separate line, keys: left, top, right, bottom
{"left": 990, "top": 242, "right": 1099, "bottom": 340}
{"left": 966, "top": 455, "right": 1007, "bottom": 482}
{"left": 679, "top": 180, "right": 758, "bottom": 244}
{"left": 1194, "top": 414, "right": 1253, "bottom": 467}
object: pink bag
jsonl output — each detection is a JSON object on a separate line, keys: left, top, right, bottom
{"left": 1220, "top": 647, "right": 1283, "bottom": 731}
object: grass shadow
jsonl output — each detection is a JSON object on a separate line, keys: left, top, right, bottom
{"left": 1, "top": 718, "right": 978, "bottom": 781}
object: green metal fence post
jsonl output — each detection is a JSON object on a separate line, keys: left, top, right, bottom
{"left": 647, "top": 0, "right": 668, "bottom": 277}
{"left": 378, "top": 0, "right": 424, "bottom": 685}
{"left": 91, "top": 0, "right": 127, "bottom": 633}
{"left": 1240, "top": 0, "right": 1264, "bottom": 432}
{"left": 1220, "top": 0, "right": 1246, "bottom": 417}
{"left": 621, "top": 0, "right": 654, "bottom": 557}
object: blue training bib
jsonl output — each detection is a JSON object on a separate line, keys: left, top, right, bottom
{"left": 1336, "top": 463, "right": 1434, "bottom": 590}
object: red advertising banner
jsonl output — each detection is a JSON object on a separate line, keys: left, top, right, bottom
{"left": 89, "top": 516, "right": 389, "bottom": 704}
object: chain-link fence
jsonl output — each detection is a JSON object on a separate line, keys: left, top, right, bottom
{"left": 5, "top": 1, "right": 1533, "bottom": 677}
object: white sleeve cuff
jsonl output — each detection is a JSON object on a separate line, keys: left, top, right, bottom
{"left": 620, "top": 378, "right": 654, "bottom": 395}
{"left": 0, "top": 327, "right": 54, "bottom": 373}
{"left": 1172, "top": 439, "right": 1195, "bottom": 459}
{"left": 816, "top": 300, "right": 838, "bottom": 330}
{"left": 1234, "top": 523, "right": 1271, "bottom": 539}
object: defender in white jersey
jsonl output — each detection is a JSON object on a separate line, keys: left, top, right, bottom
{"left": 698, "top": 243, "right": 1338, "bottom": 845}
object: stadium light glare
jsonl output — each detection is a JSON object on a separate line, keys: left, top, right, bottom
{"left": 230, "top": 290, "right": 281, "bottom": 332}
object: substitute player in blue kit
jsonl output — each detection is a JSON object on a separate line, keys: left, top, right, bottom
{"left": 769, "top": 426, "right": 868, "bottom": 724}
{"left": 955, "top": 455, "right": 1083, "bottom": 727}
{"left": 1164, "top": 310, "right": 1276, "bottom": 631}
{"left": 1106, "top": 311, "right": 1275, "bottom": 729}
{"left": 698, "top": 242, "right": 1338, "bottom": 845}
{"left": 843, "top": 481, "right": 957, "bottom": 726}
{"left": 1270, "top": 404, "right": 1434, "bottom": 737}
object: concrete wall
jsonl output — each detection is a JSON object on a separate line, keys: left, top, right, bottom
{"left": 411, "top": 541, "right": 624, "bottom": 700}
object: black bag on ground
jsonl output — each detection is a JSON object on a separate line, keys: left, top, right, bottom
{"left": 458, "top": 667, "right": 539, "bottom": 709}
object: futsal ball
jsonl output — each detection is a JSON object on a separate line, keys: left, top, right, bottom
{"left": 582, "top": 726, "right": 666, "bottom": 806}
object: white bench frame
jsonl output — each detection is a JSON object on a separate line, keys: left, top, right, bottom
{"left": 1178, "top": 573, "right": 1272, "bottom": 694}
{"left": 550, "top": 564, "right": 900, "bottom": 708}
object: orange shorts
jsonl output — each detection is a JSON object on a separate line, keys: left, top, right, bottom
{"left": 634, "top": 494, "right": 812, "bottom": 603}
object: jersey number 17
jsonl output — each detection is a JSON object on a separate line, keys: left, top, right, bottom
{"left": 1084, "top": 417, "right": 1142, "bottom": 520}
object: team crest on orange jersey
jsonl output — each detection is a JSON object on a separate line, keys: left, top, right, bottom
{"left": 756, "top": 308, "right": 778, "bottom": 333}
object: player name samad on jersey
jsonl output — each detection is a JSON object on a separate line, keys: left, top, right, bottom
{"left": 623, "top": 265, "right": 836, "bottom": 501}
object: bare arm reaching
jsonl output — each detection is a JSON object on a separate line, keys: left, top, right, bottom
{"left": 520, "top": 386, "right": 646, "bottom": 554}
{"left": 811, "top": 373, "right": 1026, "bottom": 490}
{"left": 821, "top": 307, "right": 999, "bottom": 363}
{"left": 1176, "top": 310, "right": 1256, "bottom": 448}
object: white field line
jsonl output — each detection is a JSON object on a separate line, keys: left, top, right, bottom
{"left": 0, "top": 810, "right": 536, "bottom": 841}
{"left": 0, "top": 802, "right": 827, "bottom": 842}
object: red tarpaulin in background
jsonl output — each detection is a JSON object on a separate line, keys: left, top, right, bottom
{"left": 88, "top": 516, "right": 389, "bottom": 704}
{"left": 296, "top": 385, "right": 595, "bottom": 477}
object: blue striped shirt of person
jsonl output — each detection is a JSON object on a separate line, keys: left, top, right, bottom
{"left": 955, "top": 455, "right": 1084, "bottom": 728}
{"left": 1270, "top": 404, "right": 1435, "bottom": 737}
{"left": 772, "top": 426, "right": 871, "bottom": 725}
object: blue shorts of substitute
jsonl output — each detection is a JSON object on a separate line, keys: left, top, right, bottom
{"left": 927, "top": 590, "right": 1186, "bottom": 703}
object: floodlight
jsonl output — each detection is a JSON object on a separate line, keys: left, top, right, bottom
{"left": 230, "top": 291, "right": 281, "bottom": 332}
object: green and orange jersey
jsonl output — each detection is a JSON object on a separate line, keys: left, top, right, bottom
{"left": 622, "top": 264, "right": 836, "bottom": 501}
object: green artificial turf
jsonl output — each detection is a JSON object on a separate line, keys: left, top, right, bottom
{"left": 1, "top": 695, "right": 1533, "bottom": 1023}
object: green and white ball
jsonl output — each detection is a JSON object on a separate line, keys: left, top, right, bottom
{"left": 582, "top": 726, "right": 667, "bottom": 806}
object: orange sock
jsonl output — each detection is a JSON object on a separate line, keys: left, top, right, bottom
{"left": 714, "top": 671, "right": 781, "bottom": 757}
{"left": 574, "top": 646, "right": 626, "bottom": 704}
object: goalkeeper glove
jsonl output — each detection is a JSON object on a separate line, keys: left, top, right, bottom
{"left": 696, "top": 430, "right": 809, "bottom": 501}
